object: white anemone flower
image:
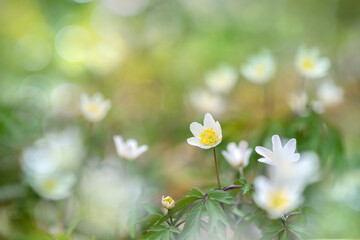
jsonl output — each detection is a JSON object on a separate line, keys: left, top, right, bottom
{"left": 80, "top": 92, "right": 111, "bottom": 122}
{"left": 113, "top": 135, "right": 148, "bottom": 160}
{"left": 187, "top": 113, "right": 222, "bottom": 149}
{"left": 189, "top": 89, "right": 226, "bottom": 116}
{"left": 222, "top": 141, "right": 252, "bottom": 175}
{"left": 316, "top": 80, "right": 344, "bottom": 107}
{"left": 255, "top": 135, "right": 300, "bottom": 166}
{"left": 268, "top": 151, "right": 320, "bottom": 191}
{"left": 21, "top": 127, "right": 84, "bottom": 176}
{"left": 205, "top": 64, "right": 238, "bottom": 94}
{"left": 240, "top": 50, "right": 276, "bottom": 84}
{"left": 253, "top": 176, "right": 303, "bottom": 219}
{"left": 22, "top": 139, "right": 61, "bottom": 176}
{"left": 28, "top": 173, "right": 76, "bottom": 200}
{"left": 295, "top": 45, "right": 330, "bottom": 79}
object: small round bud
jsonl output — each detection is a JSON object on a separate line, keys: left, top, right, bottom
{"left": 161, "top": 196, "right": 175, "bottom": 210}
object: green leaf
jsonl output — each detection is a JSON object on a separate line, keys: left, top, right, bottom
{"left": 148, "top": 225, "right": 168, "bottom": 232}
{"left": 186, "top": 188, "right": 204, "bottom": 199}
{"left": 238, "top": 176, "right": 248, "bottom": 185}
{"left": 279, "top": 230, "right": 290, "bottom": 240}
{"left": 205, "top": 199, "right": 229, "bottom": 231}
{"left": 241, "top": 183, "right": 252, "bottom": 195}
{"left": 143, "top": 204, "right": 164, "bottom": 216}
{"left": 207, "top": 190, "right": 237, "bottom": 205}
{"left": 169, "top": 226, "right": 180, "bottom": 233}
{"left": 179, "top": 202, "right": 204, "bottom": 240}
{"left": 139, "top": 214, "right": 162, "bottom": 228}
{"left": 169, "top": 196, "right": 199, "bottom": 215}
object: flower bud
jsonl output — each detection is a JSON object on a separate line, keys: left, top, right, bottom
{"left": 161, "top": 196, "right": 175, "bottom": 210}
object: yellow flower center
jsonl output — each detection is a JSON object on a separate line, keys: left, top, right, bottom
{"left": 43, "top": 179, "right": 56, "bottom": 192}
{"left": 268, "top": 189, "right": 289, "bottom": 211}
{"left": 200, "top": 128, "right": 219, "bottom": 146}
{"left": 255, "top": 64, "right": 265, "bottom": 75}
{"left": 163, "top": 197, "right": 173, "bottom": 204}
{"left": 85, "top": 104, "right": 100, "bottom": 116}
{"left": 301, "top": 58, "right": 315, "bottom": 70}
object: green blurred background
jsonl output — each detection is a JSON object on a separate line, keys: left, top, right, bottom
{"left": 0, "top": 0, "right": 360, "bottom": 239}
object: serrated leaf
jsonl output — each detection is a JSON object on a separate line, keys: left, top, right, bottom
{"left": 169, "top": 226, "right": 180, "bottom": 233}
{"left": 205, "top": 199, "right": 229, "bottom": 231}
{"left": 207, "top": 190, "right": 237, "bottom": 205}
{"left": 241, "top": 183, "right": 252, "bottom": 195}
{"left": 179, "top": 202, "right": 204, "bottom": 240}
{"left": 261, "top": 222, "right": 284, "bottom": 233}
{"left": 279, "top": 229, "right": 290, "bottom": 240}
{"left": 186, "top": 188, "right": 204, "bottom": 199}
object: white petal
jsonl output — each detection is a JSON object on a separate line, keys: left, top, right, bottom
{"left": 255, "top": 146, "right": 272, "bottom": 158}
{"left": 190, "top": 122, "right": 204, "bottom": 138}
{"left": 258, "top": 158, "right": 275, "bottom": 166}
{"left": 214, "top": 121, "right": 222, "bottom": 137}
{"left": 187, "top": 137, "right": 202, "bottom": 147}
{"left": 134, "top": 145, "right": 148, "bottom": 158}
{"left": 203, "top": 113, "right": 216, "bottom": 129}
{"left": 283, "top": 138, "right": 296, "bottom": 155}
{"left": 271, "top": 135, "right": 282, "bottom": 152}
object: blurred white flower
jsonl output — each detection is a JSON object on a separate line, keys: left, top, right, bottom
{"left": 205, "top": 64, "right": 238, "bottom": 94}
{"left": 268, "top": 151, "right": 320, "bottom": 191}
{"left": 189, "top": 89, "right": 226, "bottom": 116}
{"left": 28, "top": 173, "right": 76, "bottom": 201}
{"left": 187, "top": 113, "right": 222, "bottom": 149}
{"left": 80, "top": 93, "right": 111, "bottom": 122}
{"left": 255, "top": 135, "right": 300, "bottom": 166}
{"left": 253, "top": 176, "right": 303, "bottom": 219}
{"left": 113, "top": 135, "right": 148, "bottom": 160}
{"left": 222, "top": 141, "right": 252, "bottom": 174}
{"left": 22, "top": 128, "right": 84, "bottom": 176}
{"left": 77, "top": 162, "right": 144, "bottom": 238}
{"left": 295, "top": 45, "right": 330, "bottom": 79}
{"left": 316, "top": 80, "right": 344, "bottom": 107}
{"left": 240, "top": 50, "right": 276, "bottom": 84}
{"left": 289, "top": 91, "right": 308, "bottom": 116}
{"left": 161, "top": 196, "right": 175, "bottom": 210}
{"left": 22, "top": 139, "right": 61, "bottom": 176}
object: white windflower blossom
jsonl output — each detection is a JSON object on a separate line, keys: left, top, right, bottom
{"left": 22, "top": 139, "right": 61, "bottom": 176}
{"left": 268, "top": 151, "right": 320, "bottom": 191}
{"left": 289, "top": 91, "right": 308, "bottom": 116}
{"left": 28, "top": 173, "right": 76, "bottom": 200}
{"left": 161, "top": 196, "right": 175, "bottom": 210}
{"left": 255, "top": 135, "right": 300, "bottom": 166}
{"left": 316, "top": 80, "right": 344, "bottom": 107}
{"left": 189, "top": 89, "right": 226, "bottom": 116}
{"left": 187, "top": 113, "right": 222, "bottom": 149}
{"left": 80, "top": 92, "right": 111, "bottom": 122}
{"left": 21, "top": 128, "right": 84, "bottom": 176}
{"left": 222, "top": 141, "right": 252, "bottom": 174}
{"left": 295, "top": 45, "right": 330, "bottom": 79}
{"left": 205, "top": 64, "right": 238, "bottom": 94}
{"left": 113, "top": 135, "right": 148, "bottom": 160}
{"left": 76, "top": 161, "right": 143, "bottom": 239}
{"left": 240, "top": 50, "right": 276, "bottom": 84}
{"left": 253, "top": 176, "right": 303, "bottom": 219}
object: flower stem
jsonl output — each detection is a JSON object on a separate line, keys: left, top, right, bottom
{"left": 239, "top": 167, "right": 244, "bottom": 177}
{"left": 213, "top": 147, "right": 221, "bottom": 189}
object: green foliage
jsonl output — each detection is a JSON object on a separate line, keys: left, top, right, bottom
{"left": 207, "top": 190, "right": 237, "bottom": 205}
